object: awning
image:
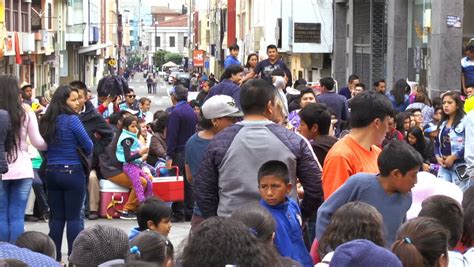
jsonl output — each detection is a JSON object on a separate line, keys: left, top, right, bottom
{"left": 162, "top": 61, "right": 178, "bottom": 67}
{"left": 78, "top": 43, "right": 112, "bottom": 54}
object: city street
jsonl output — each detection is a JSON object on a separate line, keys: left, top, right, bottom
{"left": 25, "top": 74, "right": 191, "bottom": 263}
{"left": 25, "top": 219, "right": 191, "bottom": 262}
{"left": 124, "top": 73, "right": 174, "bottom": 112}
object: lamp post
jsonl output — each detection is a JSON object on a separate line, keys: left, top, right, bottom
{"left": 154, "top": 20, "right": 158, "bottom": 72}
{"left": 154, "top": 20, "right": 158, "bottom": 52}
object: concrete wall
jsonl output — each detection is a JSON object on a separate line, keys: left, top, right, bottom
{"left": 386, "top": 0, "right": 408, "bottom": 90}
{"left": 429, "top": 0, "right": 464, "bottom": 95}
{"left": 332, "top": 1, "right": 347, "bottom": 88}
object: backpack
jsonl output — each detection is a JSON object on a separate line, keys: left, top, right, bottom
{"left": 97, "top": 75, "right": 130, "bottom": 97}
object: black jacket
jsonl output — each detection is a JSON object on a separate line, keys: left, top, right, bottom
{"left": 79, "top": 101, "right": 114, "bottom": 170}
{"left": 0, "top": 110, "right": 11, "bottom": 174}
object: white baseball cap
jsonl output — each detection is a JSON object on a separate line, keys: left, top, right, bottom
{"left": 202, "top": 95, "right": 243, "bottom": 119}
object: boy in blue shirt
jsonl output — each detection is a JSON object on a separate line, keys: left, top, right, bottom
{"left": 316, "top": 141, "right": 424, "bottom": 246}
{"left": 129, "top": 197, "right": 172, "bottom": 240}
{"left": 258, "top": 160, "right": 313, "bottom": 267}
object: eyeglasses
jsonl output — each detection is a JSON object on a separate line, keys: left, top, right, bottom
{"left": 127, "top": 95, "right": 136, "bottom": 98}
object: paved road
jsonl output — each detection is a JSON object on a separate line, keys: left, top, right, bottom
{"left": 26, "top": 74, "right": 191, "bottom": 263}
{"left": 128, "top": 73, "right": 174, "bottom": 113}
{"left": 25, "top": 219, "right": 191, "bottom": 262}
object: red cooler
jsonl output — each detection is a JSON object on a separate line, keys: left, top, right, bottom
{"left": 153, "top": 166, "right": 184, "bottom": 202}
{"left": 99, "top": 180, "right": 130, "bottom": 219}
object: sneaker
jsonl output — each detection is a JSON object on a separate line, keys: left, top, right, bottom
{"left": 120, "top": 211, "right": 137, "bottom": 220}
{"left": 25, "top": 215, "right": 39, "bottom": 222}
{"left": 88, "top": 211, "right": 99, "bottom": 220}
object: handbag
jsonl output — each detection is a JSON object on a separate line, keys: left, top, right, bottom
{"left": 77, "top": 147, "right": 92, "bottom": 177}
{"left": 454, "top": 163, "right": 469, "bottom": 182}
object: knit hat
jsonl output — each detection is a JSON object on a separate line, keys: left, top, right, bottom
{"left": 202, "top": 95, "right": 243, "bottom": 119}
{"left": 330, "top": 239, "right": 402, "bottom": 267}
{"left": 69, "top": 224, "right": 129, "bottom": 267}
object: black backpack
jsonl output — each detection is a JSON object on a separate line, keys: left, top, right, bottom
{"left": 97, "top": 75, "right": 130, "bottom": 97}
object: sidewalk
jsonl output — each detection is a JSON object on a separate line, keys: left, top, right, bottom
{"left": 25, "top": 219, "right": 191, "bottom": 262}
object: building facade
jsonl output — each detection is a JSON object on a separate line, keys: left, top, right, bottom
{"left": 333, "top": 0, "right": 466, "bottom": 96}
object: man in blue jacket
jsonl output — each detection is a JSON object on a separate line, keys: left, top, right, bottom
{"left": 204, "top": 64, "right": 244, "bottom": 108}
{"left": 166, "top": 85, "right": 198, "bottom": 221}
{"left": 223, "top": 44, "right": 241, "bottom": 69}
{"left": 194, "top": 79, "right": 323, "bottom": 221}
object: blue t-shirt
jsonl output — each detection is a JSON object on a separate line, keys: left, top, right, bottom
{"left": 461, "top": 57, "right": 474, "bottom": 87}
{"left": 254, "top": 59, "right": 290, "bottom": 84}
{"left": 440, "top": 126, "right": 452, "bottom": 156}
{"left": 185, "top": 133, "right": 212, "bottom": 216}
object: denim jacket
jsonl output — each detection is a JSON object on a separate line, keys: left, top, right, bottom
{"left": 435, "top": 118, "right": 466, "bottom": 160}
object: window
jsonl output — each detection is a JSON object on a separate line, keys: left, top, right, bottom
{"left": 12, "top": 0, "right": 19, "bottom": 32}
{"left": 5, "top": 0, "right": 11, "bottom": 31}
{"left": 169, "top": 36, "right": 175, "bottom": 47}
{"left": 183, "top": 36, "right": 188, "bottom": 47}
{"left": 48, "top": 3, "right": 52, "bottom": 30}
{"left": 155, "top": 36, "right": 161, "bottom": 47}
{"left": 21, "top": 2, "right": 28, "bottom": 32}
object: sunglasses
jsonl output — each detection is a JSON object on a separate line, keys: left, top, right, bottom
{"left": 127, "top": 95, "right": 136, "bottom": 98}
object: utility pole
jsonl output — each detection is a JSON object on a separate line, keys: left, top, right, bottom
{"left": 116, "top": 0, "right": 123, "bottom": 74}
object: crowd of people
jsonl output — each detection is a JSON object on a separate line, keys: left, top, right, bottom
{"left": 0, "top": 43, "right": 473, "bottom": 267}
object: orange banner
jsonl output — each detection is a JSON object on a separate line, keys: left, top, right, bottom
{"left": 193, "top": 50, "right": 204, "bottom": 67}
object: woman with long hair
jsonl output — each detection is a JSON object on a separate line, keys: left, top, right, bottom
{"left": 387, "top": 79, "right": 410, "bottom": 112}
{"left": 406, "top": 127, "right": 436, "bottom": 172}
{"left": 244, "top": 53, "right": 259, "bottom": 76}
{"left": 434, "top": 91, "right": 468, "bottom": 191}
{"left": 312, "top": 202, "right": 385, "bottom": 264}
{"left": 0, "top": 75, "right": 47, "bottom": 243}
{"left": 39, "top": 86, "right": 93, "bottom": 261}
{"left": 392, "top": 217, "right": 449, "bottom": 267}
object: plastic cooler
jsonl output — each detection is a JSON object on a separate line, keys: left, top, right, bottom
{"left": 153, "top": 166, "right": 184, "bottom": 202}
{"left": 99, "top": 179, "right": 130, "bottom": 219}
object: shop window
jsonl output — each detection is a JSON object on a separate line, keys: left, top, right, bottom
{"left": 21, "top": 2, "right": 28, "bottom": 32}
{"left": 48, "top": 3, "right": 52, "bottom": 30}
{"left": 5, "top": 0, "right": 11, "bottom": 31}
{"left": 170, "top": 36, "right": 175, "bottom": 47}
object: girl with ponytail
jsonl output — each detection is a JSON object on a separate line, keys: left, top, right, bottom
{"left": 392, "top": 217, "right": 449, "bottom": 267}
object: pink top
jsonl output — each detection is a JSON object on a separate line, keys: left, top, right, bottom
{"left": 3, "top": 106, "right": 47, "bottom": 180}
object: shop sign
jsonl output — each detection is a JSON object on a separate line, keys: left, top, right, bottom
{"left": 193, "top": 50, "right": 204, "bottom": 67}
{"left": 294, "top": 23, "right": 321, "bottom": 43}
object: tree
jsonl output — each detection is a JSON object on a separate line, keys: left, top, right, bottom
{"left": 153, "top": 50, "right": 167, "bottom": 69}
{"left": 164, "top": 52, "right": 183, "bottom": 65}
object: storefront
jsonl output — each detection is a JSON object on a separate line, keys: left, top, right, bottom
{"left": 334, "top": 0, "right": 465, "bottom": 96}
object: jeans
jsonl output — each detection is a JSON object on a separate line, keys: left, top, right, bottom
{"left": 46, "top": 164, "right": 86, "bottom": 261}
{"left": 32, "top": 169, "right": 49, "bottom": 215}
{"left": 0, "top": 178, "right": 33, "bottom": 243}
{"left": 438, "top": 164, "right": 471, "bottom": 191}
{"left": 171, "top": 152, "right": 194, "bottom": 219}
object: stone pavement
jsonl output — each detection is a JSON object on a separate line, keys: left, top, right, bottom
{"left": 25, "top": 219, "right": 191, "bottom": 263}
